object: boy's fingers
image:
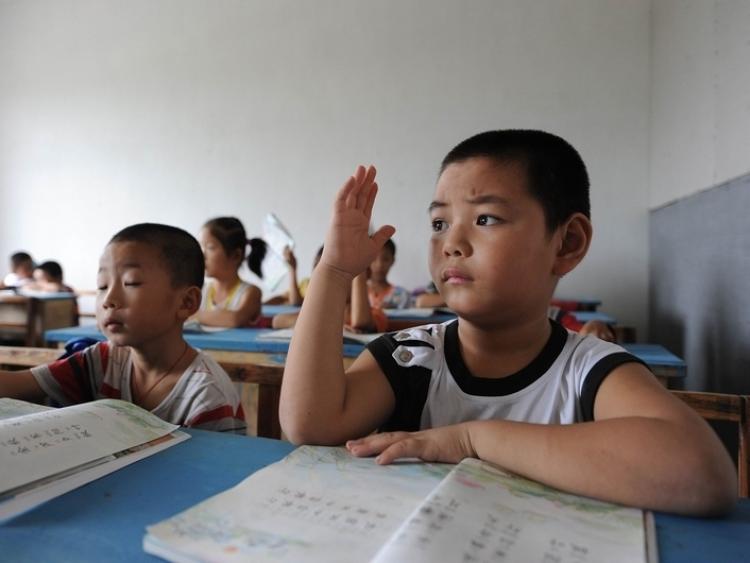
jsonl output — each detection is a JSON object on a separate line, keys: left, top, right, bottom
{"left": 346, "top": 431, "right": 408, "bottom": 457}
{"left": 363, "top": 164, "right": 377, "bottom": 186}
{"left": 376, "top": 438, "right": 425, "bottom": 465}
{"left": 363, "top": 183, "right": 378, "bottom": 217}
{"left": 371, "top": 225, "right": 396, "bottom": 249}
{"left": 344, "top": 165, "right": 367, "bottom": 209}
{"left": 335, "top": 175, "right": 357, "bottom": 211}
{"left": 356, "top": 179, "right": 374, "bottom": 211}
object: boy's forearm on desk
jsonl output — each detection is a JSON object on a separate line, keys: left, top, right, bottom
{"left": 0, "top": 369, "right": 46, "bottom": 402}
{"left": 467, "top": 416, "right": 736, "bottom": 516}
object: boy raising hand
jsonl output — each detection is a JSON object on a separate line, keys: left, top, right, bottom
{"left": 280, "top": 131, "right": 736, "bottom": 516}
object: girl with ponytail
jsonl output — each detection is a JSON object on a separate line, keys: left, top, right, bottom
{"left": 196, "top": 217, "right": 267, "bottom": 327}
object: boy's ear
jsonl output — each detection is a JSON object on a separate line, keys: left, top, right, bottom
{"left": 177, "top": 286, "right": 202, "bottom": 320}
{"left": 552, "top": 213, "right": 592, "bottom": 277}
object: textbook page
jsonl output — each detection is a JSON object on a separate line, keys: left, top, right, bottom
{"left": 145, "top": 446, "right": 453, "bottom": 563}
{"left": 373, "top": 458, "right": 650, "bottom": 563}
{"left": 0, "top": 399, "right": 180, "bottom": 495}
{"left": 0, "top": 397, "right": 54, "bottom": 421}
{"left": 0, "top": 430, "right": 189, "bottom": 522}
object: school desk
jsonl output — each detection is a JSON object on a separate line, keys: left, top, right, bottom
{"left": 44, "top": 325, "right": 365, "bottom": 359}
{"left": 0, "top": 429, "right": 747, "bottom": 562}
{"left": 570, "top": 310, "right": 618, "bottom": 324}
{"left": 45, "top": 325, "right": 686, "bottom": 388}
{"left": 550, "top": 297, "right": 602, "bottom": 311}
{"left": 0, "top": 291, "right": 78, "bottom": 347}
{"left": 261, "top": 304, "right": 457, "bottom": 330}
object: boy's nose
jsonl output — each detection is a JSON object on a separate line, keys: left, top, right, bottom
{"left": 99, "top": 287, "right": 121, "bottom": 309}
{"left": 442, "top": 225, "right": 472, "bottom": 257}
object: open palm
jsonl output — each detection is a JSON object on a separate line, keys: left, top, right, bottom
{"left": 321, "top": 165, "right": 396, "bottom": 277}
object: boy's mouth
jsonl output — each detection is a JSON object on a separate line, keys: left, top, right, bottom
{"left": 102, "top": 318, "right": 125, "bottom": 332}
{"left": 442, "top": 268, "right": 472, "bottom": 284}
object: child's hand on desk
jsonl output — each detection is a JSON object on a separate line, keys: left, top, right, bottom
{"left": 346, "top": 424, "right": 476, "bottom": 465}
{"left": 321, "top": 165, "right": 395, "bottom": 279}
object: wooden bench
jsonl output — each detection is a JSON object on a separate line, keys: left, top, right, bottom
{"left": 671, "top": 390, "right": 749, "bottom": 497}
{"left": 0, "top": 345, "right": 284, "bottom": 440}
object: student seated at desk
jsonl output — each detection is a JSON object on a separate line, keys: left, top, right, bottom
{"left": 416, "top": 281, "right": 615, "bottom": 341}
{"left": 195, "top": 217, "right": 266, "bottom": 328}
{"left": 0, "top": 223, "right": 246, "bottom": 433}
{"left": 22, "top": 260, "right": 75, "bottom": 293}
{"left": 272, "top": 267, "right": 387, "bottom": 333}
{"left": 367, "top": 238, "right": 411, "bottom": 309}
{"left": 263, "top": 245, "right": 318, "bottom": 306}
{"left": 280, "top": 130, "right": 736, "bottom": 516}
{"left": 0, "top": 251, "right": 35, "bottom": 289}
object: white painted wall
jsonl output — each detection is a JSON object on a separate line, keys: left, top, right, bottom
{"left": 0, "top": 0, "right": 651, "bottom": 333}
{"left": 650, "top": 0, "right": 750, "bottom": 208}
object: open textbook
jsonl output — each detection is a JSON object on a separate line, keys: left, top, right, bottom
{"left": 144, "top": 446, "right": 656, "bottom": 563}
{"left": 0, "top": 398, "right": 189, "bottom": 522}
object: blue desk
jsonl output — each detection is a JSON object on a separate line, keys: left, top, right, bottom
{"left": 570, "top": 310, "right": 617, "bottom": 324}
{"left": 551, "top": 297, "right": 602, "bottom": 311}
{"left": 46, "top": 325, "right": 686, "bottom": 384}
{"left": 261, "top": 305, "right": 457, "bottom": 328}
{"left": 621, "top": 343, "right": 686, "bottom": 383}
{"left": 44, "top": 325, "right": 365, "bottom": 358}
{"left": 0, "top": 430, "right": 747, "bottom": 562}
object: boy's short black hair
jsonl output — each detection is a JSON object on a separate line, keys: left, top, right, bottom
{"left": 109, "top": 223, "right": 204, "bottom": 288}
{"left": 36, "top": 261, "right": 64, "bottom": 282}
{"left": 10, "top": 252, "right": 33, "bottom": 269}
{"left": 441, "top": 129, "right": 590, "bottom": 231}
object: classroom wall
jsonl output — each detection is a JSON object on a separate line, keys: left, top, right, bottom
{"left": 0, "top": 0, "right": 651, "bottom": 333}
{"left": 650, "top": 0, "right": 750, "bottom": 208}
{"left": 648, "top": 0, "right": 750, "bottom": 392}
{"left": 649, "top": 173, "right": 750, "bottom": 393}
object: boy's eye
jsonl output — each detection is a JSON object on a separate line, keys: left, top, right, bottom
{"left": 124, "top": 281, "right": 142, "bottom": 287}
{"left": 97, "top": 285, "right": 107, "bottom": 291}
{"left": 431, "top": 219, "right": 447, "bottom": 233}
{"left": 477, "top": 214, "right": 502, "bottom": 226}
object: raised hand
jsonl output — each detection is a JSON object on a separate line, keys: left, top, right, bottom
{"left": 320, "top": 165, "right": 396, "bottom": 279}
{"left": 282, "top": 246, "right": 297, "bottom": 270}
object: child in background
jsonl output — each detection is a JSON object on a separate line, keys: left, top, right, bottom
{"left": 263, "top": 245, "right": 307, "bottom": 306}
{"left": 196, "top": 217, "right": 264, "bottom": 328}
{"left": 367, "top": 239, "right": 411, "bottom": 309}
{"left": 0, "top": 223, "right": 246, "bottom": 433}
{"left": 1, "top": 251, "right": 35, "bottom": 289}
{"left": 280, "top": 130, "right": 735, "bottom": 516}
{"left": 27, "top": 260, "right": 75, "bottom": 293}
{"left": 272, "top": 245, "right": 387, "bottom": 333}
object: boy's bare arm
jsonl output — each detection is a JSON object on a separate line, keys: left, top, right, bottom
{"left": 280, "top": 165, "right": 396, "bottom": 444}
{"left": 0, "top": 369, "right": 47, "bottom": 402}
{"left": 348, "top": 364, "right": 736, "bottom": 516}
